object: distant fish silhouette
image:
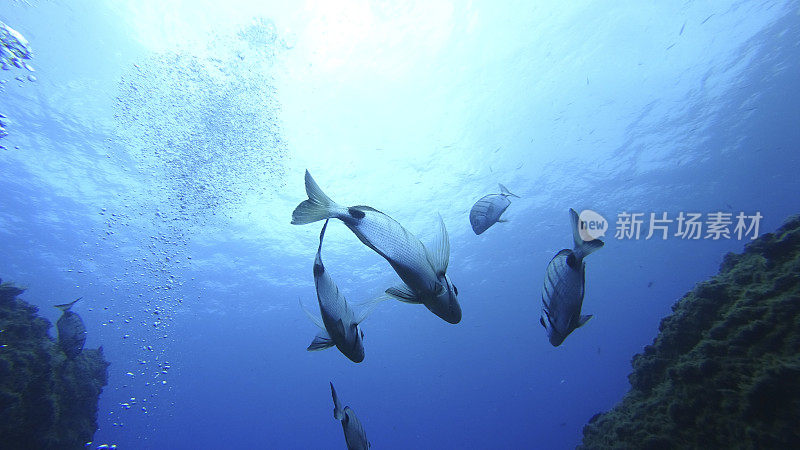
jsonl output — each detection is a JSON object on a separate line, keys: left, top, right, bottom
{"left": 331, "top": 382, "right": 370, "bottom": 449}
{"left": 55, "top": 297, "right": 86, "bottom": 359}
{"left": 469, "top": 184, "right": 519, "bottom": 235}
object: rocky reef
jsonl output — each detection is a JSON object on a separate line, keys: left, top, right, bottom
{"left": 581, "top": 216, "right": 800, "bottom": 449}
{"left": 0, "top": 281, "right": 109, "bottom": 450}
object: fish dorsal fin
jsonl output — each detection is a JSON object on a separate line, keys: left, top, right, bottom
{"left": 498, "top": 183, "right": 519, "bottom": 198}
{"left": 427, "top": 214, "right": 450, "bottom": 275}
{"left": 54, "top": 297, "right": 82, "bottom": 312}
{"left": 352, "top": 205, "right": 381, "bottom": 213}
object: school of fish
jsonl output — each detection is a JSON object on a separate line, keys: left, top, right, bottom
{"left": 290, "top": 170, "right": 605, "bottom": 447}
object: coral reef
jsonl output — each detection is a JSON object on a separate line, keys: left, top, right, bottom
{"left": 0, "top": 281, "right": 109, "bottom": 450}
{"left": 581, "top": 216, "right": 800, "bottom": 449}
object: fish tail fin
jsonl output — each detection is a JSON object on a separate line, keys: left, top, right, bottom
{"left": 330, "top": 382, "right": 344, "bottom": 420}
{"left": 499, "top": 183, "right": 519, "bottom": 198}
{"left": 291, "top": 171, "right": 342, "bottom": 225}
{"left": 316, "top": 219, "right": 329, "bottom": 259}
{"left": 570, "top": 208, "right": 603, "bottom": 260}
{"left": 54, "top": 297, "right": 82, "bottom": 311}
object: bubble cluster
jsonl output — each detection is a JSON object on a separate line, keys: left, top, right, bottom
{"left": 0, "top": 20, "right": 35, "bottom": 147}
{"left": 114, "top": 17, "right": 289, "bottom": 226}
{"left": 103, "top": 18, "right": 289, "bottom": 421}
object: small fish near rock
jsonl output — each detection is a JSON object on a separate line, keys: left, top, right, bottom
{"left": 469, "top": 183, "right": 519, "bottom": 235}
{"left": 55, "top": 297, "right": 87, "bottom": 359}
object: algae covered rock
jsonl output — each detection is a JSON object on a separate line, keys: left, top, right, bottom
{"left": 581, "top": 216, "right": 800, "bottom": 449}
{"left": 0, "top": 281, "right": 109, "bottom": 450}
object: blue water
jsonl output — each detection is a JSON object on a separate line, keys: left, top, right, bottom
{"left": 1, "top": 1, "right": 799, "bottom": 448}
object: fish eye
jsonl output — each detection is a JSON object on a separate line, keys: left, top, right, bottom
{"left": 360, "top": 329, "right": 364, "bottom": 339}
{"left": 453, "top": 284, "right": 458, "bottom": 296}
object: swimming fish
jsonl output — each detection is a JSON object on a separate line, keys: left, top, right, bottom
{"left": 330, "top": 382, "right": 370, "bottom": 450}
{"left": 469, "top": 183, "right": 519, "bottom": 235}
{"left": 300, "top": 220, "right": 368, "bottom": 363}
{"left": 291, "top": 170, "right": 461, "bottom": 324}
{"left": 540, "top": 209, "right": 604, "bottom": 346}
{"left": 54, "top": 297, "right": 86, "bottom": 359}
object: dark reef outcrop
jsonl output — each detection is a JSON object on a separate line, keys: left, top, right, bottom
{"left": 0, "top": 281, "right": 109, "bottom": 450}
{"left": 581, "top": 216, "right": 800, "bottom": 449}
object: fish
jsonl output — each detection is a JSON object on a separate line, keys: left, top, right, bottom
{"left": 540, "top": 209, "right": 604, "bottom": 346}
{"left": 300, "top": 220, "right": 370, "bottom": 363}
{"left": 330, "top": 382, "right": 370, "bottom": 450}
{"left": 291, "top": 170, "right": 461, "bottom": 324}
{"left": 469, "top": 183, "right": 519, "bottom": 235}
{"left": 54, "top": 297, "right": 87, "bottom": 359}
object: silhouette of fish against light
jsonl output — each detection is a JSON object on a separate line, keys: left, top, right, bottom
{"left": 291, "top": 170, "right": 461, "bottom": 324}
{"left": 330, "top": 382, "right": 370, "bottom": 450}
{"left": 469, "top": 183, "right": 519, "bottom": 235}
{"left": 299, "top": 220, "right": 372, "bottom": 363}
{"left": 540, "top": 209, "right": 604, "bottom": 346}
{"left": 54, "top": 297, "right": 86, "bottom": 359}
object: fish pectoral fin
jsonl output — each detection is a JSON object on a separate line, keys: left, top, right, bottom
{"left": 385, "top": 283, "right": 422, "bottom": 304}
{"left": 307, "top": 331, "right": 335, "bottom": 351}
{"left": 499, "top": 183, "right": 520, "bottom": 198}
{"left": 334, "top": 319, "right": 346, "bottom": 339}
{"left": 576, "top": 314, "right": 593, "bottom": 328}
{"left": 497, "top": 218, "right": 509, "bottom": 223}
{"left": 426, "top": 214, "right": 450, "bottom": 275}
{"left": 299, "top": 298, "right": 325, "bottom": 330}
{"left": 354, "top": 294, "right": 391, "bottom": 324}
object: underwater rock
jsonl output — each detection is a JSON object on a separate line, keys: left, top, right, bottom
{"left": 0, "top": 281, "right": 109, "bottom": 449}
{"left": 581, "top": 215, "right": 800, "bottom": 449}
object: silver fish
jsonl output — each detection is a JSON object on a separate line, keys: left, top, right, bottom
{"left": 300, "top": 220, "right": 368, "bottom": 363}
{"left": 55, "top": 297, "right": 86, "bottom": 359}
{"left": 330, "top": 382, "right": 370, "bottom": 450}
{"left": 292, "top": 170, "right": 461, "bottom": 324}
{"left": 469, "top": 183, "right": 519, "bottom": 235}
{"left": 540, "top": 209, "right": 603, "bottom": 346}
